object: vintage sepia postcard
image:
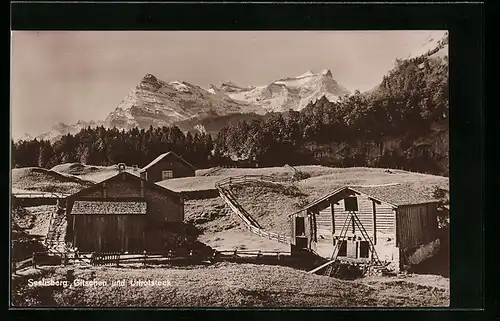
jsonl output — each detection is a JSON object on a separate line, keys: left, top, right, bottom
{"left": 10, "top": 29, "right": 452, "bottom": 308}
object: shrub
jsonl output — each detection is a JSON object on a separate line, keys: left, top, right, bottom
{"left": 292, "top": 170, "right": 311, "bottom": 181}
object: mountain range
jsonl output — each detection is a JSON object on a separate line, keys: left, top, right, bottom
{"left": 14, "top": 32, "right": 447, "bottom": 142}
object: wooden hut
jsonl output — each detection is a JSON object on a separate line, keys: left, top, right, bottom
{"left": 289, "top": 183, "right": 441, "bottom": 271}
{"left": 140, "top": 151, "right": 196, "bottom": 183}
{"left": 65, "top": 170, "right": 184, "bottom": 253}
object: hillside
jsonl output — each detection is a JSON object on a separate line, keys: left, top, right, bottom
{"left": 50, "top": 163, "right": 141, "bottom": 183}
{"left": 11, "top": 167, "right": 94, "bottom": 194}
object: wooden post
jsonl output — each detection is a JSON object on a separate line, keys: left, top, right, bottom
{"left": 331, "top": 202, "right": 335, "bottom": 244}
{"left": 143, "top": 250, "right": 147, "bottom": 266}
{"left": 372, "top": 200, "right": 377, "bottom": 246}
{"left": 32, "top": 252, "right": 37, "bottom": 269}
{"left": 212, "top": 250, "right": 219, "bottom": 263}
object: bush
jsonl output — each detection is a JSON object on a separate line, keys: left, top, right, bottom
{"left": 294, "top": 197, "right": 310, "bottom": 209}
{"left": 292, "top": 170, "right": 311, "bottom": 181}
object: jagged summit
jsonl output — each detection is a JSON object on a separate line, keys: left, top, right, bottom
{"left": 321, "top": 69, "right": 333, "bottom": 77}
{"left": 142, "top": 73, "right": 157, "bottom": 81}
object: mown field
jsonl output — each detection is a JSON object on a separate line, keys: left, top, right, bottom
{"left": 11, "top": 167, "right": 94, "bottom": 194}
{"left": 11, "top": 263, "right": 449, "bottom": 308}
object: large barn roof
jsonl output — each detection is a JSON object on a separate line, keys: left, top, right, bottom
{"left": 290, "top": 183, "right": 439, "bottom": 216}
{"left": 140, "top": 151, "right": 196, "bottom": 172}
{"left": 71, "top": 200, "right": 147, "bottom": 215}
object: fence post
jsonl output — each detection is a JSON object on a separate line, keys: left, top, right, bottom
{"left": 212, "top": 250, "right": 219, "bottom": 263}
{"left": 32, "top": 252, "right": 37, "bottom": 269}
{"left": 116, "top": 252, "right": 120, "bottom": 267}
{"left": 143, "top": 250, "right": 147, "bottom": 266}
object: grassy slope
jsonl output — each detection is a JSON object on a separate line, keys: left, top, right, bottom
{"left": 11, "top": 263, "right": 449, "bottom": 307}
{"left": 197, "top": 165, "right": 344, "bottom": 180}
{"left": 184, "top": 197, "right": 288, "bottom": 251}
{"left": 11, "top": 167, "right": 94, "bottom": 194}
{"left": 227, "top": 181, "right": 307, "bottom": 235}
{"left": 157, "top": 176, "right": 227, "bottom": 192}
{"left": 297, "top": 167, "right": 449, "bottom": 201}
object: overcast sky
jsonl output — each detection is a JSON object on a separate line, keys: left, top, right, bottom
{"left": 11, "top": 30, "right": 446, "bottom": 138}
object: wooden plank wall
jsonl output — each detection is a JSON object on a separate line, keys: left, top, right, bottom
{"left": 396, "top": 203, "right": 438, "bottom": 248}
{"left": 73, "top": 215, "right": 145, "bottom": 252}
{"left": 333, "top": 196, "right": 395, "bottom": 236}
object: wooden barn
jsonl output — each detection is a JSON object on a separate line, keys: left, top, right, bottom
{"left": 65, "top": 169, "right": 184, "bottom": 253}
{"left": 289, "top": 184, "right": 441, "bottom": 271}
{"left": 140, "top": 152, "right": 196, "bottom": 182}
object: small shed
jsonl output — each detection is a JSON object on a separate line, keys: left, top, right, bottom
{"left": 289, "top": 183, "right": 441, "bottom": 271}
{"left": 65, "top": 170, "right": 184, "bottom": 253}
{"left": 140, "top": 152, "right": 196, "bottom": 182}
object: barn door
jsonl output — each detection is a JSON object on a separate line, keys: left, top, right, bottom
{"left": 295, "top": 217, "right": 305, "bottom": 236}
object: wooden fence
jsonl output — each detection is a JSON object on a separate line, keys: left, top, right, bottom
{"left": 12, "top": 248, "right": 297, "bottom": 271}
{"left": 215, "top": 175, "right": 278, "bottom": 188}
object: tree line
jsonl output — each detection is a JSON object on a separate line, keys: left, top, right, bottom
{"left": 11, "top": 126, "right": 215, "bottom": 170}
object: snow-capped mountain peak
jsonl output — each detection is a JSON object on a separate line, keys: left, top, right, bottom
{"left": 221, "top": 69, "right": 350, "bottom": 112}
{"left": 321, "top": 69, "right": 333, "bottom": 77}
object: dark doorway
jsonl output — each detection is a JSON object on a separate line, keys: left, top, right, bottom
{"left": 337, "top": 240, "right": 347, "bottom": 257}
{"left": 359, "top": 241, "right": 370, "bottom": 258}
{"left": 295, "top": 217, "right": 305, "bottom": 236}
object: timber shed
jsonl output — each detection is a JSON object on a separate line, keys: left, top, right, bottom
{"left": 140, "top": 151, "right": 196, "bottom": 183}
{"left": 65, "top": 170, "right": 184, "bottom": 253}
{"left": 289, "top": 183, "right": 441, "bottom": 271}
